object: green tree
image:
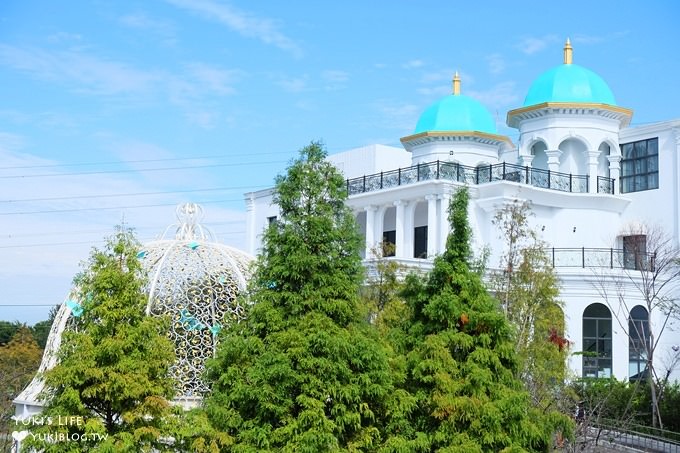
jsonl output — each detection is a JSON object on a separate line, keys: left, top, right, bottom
{"left": 384, "top": 188, "right": 572, "bottom": 452}
{"left": 490, "top": 200, "right": 572, "bottom": 413}
{"left": 203, "top": 142, "right": 396, "bottom": 451}
{"left": 361, "top": 243, "right": 408, "bottom": 335}
{"left": 0, "top": 327, "right": 42, "bottom": 452}
{"left": 0, "top": 320, "right": 22, "bottom": 346}
{"left": 25, "top": 227, "right": 176, "bottom": 452}
{"left": 32, "top": 305, "right": 59, "bottom": 349}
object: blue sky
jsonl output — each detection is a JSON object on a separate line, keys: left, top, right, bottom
{"left": 1, "top": 0, "right": 679, "bottom": 324}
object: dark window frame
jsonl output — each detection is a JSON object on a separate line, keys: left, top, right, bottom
{"left": 620, "top": 137, "right": 659, "bottom": 193}
{"left": 413, "top": 225, "right": 428, "bottom": 259}
{"left": 582, "top": 303, "right": 613, "bottom": 378}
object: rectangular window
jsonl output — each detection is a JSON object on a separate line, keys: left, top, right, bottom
{"left": 382, "top": 230, "right": 396, "bottom": 257}
{"left": 413, "top": 226, "right": 428, "bottom": 259}
{"left": 620, "top": 137, "right": 659, "bottom": 193}
{"left": 623, "top": 235, "right": 648, "bottom": 270}
{"left": 267, "top": 215, "right": 278, "bottom": 225}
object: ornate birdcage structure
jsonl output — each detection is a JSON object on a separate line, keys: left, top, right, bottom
{"left": 14, "top": 203, "right": 253, "bottom": 416}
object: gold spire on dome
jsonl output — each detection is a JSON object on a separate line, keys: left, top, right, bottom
{"left": 563, "top": 38, "right": 573, "bottom": 64}
{"left": 452, "top": 71, "right": 461, "bottom": 95}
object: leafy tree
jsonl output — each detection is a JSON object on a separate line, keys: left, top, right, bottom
{"left": 592, "top": 223, "right": 680, "bottom": 428}
{"left": 384, "top": 188, "right": 572, "bottom": 452}
{"left": 0, "top": 320, "right": 22, "bottom": 346}
{"left": 32, "top": 305, "right": 59, "bottom": 349}
{"left": 0, "top": 327, "right": 42, "bottom": 452}
{"left": 203, "top": 142, "right": 396, "bottom": 451}
{"left": 490, "top": 200, "right": 572, "bottom": 412}
{"left": 25, "top": 227, "right": 176, "bottom": 452}
{"left": 361, "top": 243, "right": 408, "bottom": 335}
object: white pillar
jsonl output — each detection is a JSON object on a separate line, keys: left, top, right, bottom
{"left": 519, "top": 154, "right": 534, "bottom": 168}
{"left": 439, "top": 192, "right": 452, "bottom": 251}
{"left": 364, "top": 205, "right": 377, "bottom": 259}
{"left": 587, "top": 150, "right": 601, "bottom": 193}
{"left": 394, "top": 200, "right": 407, "bottom": 258}
{"left": 545, "top": 149, "right": 562, "bottom": 173}
{"left": 608, "top": 155, "right": 622, "bottom": 195}
{"left": 425, "top": 195, "right": 438, "bottom": 258}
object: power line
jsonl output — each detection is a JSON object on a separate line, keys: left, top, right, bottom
{"left": 0, "top": 184, "right": 266, "bottom": 203}
{"left": 0, "top": 197, "right": 243, "bottom": 216}
{"left": 0, "top": 159, "right": 288, "bottom": 179}
{"left": 2, "top": 220, "right": 243, "bottom": 239}
{"left": 0, "top": 230, "right": 245, "bottom": 249}
{"left": 0, "top": 150, "right": 290, "bottom": 171}
{"left": 0, "top": 233, "right": 246, "bottom": 249}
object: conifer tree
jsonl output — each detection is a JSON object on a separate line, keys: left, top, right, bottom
{"left": 26, "top": 227, "right": 176, "bottom": 452}
{"left": 203, "top": 142, "right": 395, "bottom": 451}
{"left": 384, "top": 188, "right": 572, "bottom": 452}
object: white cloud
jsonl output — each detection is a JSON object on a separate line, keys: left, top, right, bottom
{"left": 368, "top": 100, "right": 420, "bottom": 133}
{"left": 467, "top": 81, "right": 519, "bottom": 110}
{"left": 402, "top": 59, "right": 424, "bottom": 69}
{"left": 186, "top": 62, "right": 243, "bottom": 95}
{"left": 0, "top": 44, "right": 159, "bottom": 95}
{"left": 571, "top": 31, "right": 630, "bottom": 45}
{"left": 165, "top": 0, "right": 303, "bottom": 58}
{"left": 486, "top": 53, "right": 506, "bottom": 75}
{"left": 516, "top": 34, "right": 558, "bottom": 55}
{"left": 322, "top": 70, "right": 349, "bottom": 83}
{"left": 277, "top": 76, "right": 308, "bottom": 93}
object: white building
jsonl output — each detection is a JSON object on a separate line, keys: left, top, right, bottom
{"left": 245, "top": 41, "right": 680, "bottom": 382}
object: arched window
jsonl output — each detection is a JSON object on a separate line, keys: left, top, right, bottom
{"left": 629, "top": 305, "right": 649, "bottom": 381}
{"left": 582, "top": 303, "right": 612, "bottom": 378}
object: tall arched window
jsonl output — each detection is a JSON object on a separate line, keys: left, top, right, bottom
{"left": 629, "top": 305, "right": 649, "bottom": 381}
{"left": 583, "top": 303, "right": 613, "bottom": 378}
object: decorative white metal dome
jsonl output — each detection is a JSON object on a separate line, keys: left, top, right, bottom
{"left": 14, "top": 203, "right": 253, "bottom": 414}
{"left": 141, "top": 203, "right": 252, "bottom": 403}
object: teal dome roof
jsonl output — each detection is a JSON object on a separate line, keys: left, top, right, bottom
{"left": 414, "top": 93, "right": 497, "bottom": 134}
{"left": 523, "top": 63, "right": 617, "bottom": 107}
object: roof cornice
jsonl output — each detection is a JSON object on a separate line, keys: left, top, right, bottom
{"left": 400, "top": 130, "right": 513, "bottom": 151}
{"left": 506, "top": 102, "right": 633, "bottom": 129}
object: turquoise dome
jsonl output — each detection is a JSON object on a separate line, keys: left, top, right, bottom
{"left": 523, "top": 63, "right": 617, "bottom": 107}
{"left": 414, "top": 94, "right": 497, "bottom": 134}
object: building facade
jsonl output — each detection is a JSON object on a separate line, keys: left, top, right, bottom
{"left": 245, "top": 41, "right": 680, "bottom": 382}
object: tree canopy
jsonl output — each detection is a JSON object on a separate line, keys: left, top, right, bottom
{"left": 26, "top": 227, "right": 176, "bottom": 452}
{"left": 384, "top": 188, "right": 572, "bottom": 452}
{"left": 203, "top": 142, "right": 396, "bottom": 451}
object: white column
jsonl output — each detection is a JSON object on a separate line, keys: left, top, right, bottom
{"left": 439, "top": 192, "right": 451, "bottom": 251}
{"left": 545, "top": 149, "right": 562, "bottom": 172}
{"left": 364, "top": 205, "right": 377, "bottom": 259}
{"left": 519, "top": 154, "right": 534, "bottom": 168}
{"left": 394, "top": 200, "right": 407, "bottom": 258}
{"left": 608, "top": 155, "right": 622, "bottom": 195}
{"left": 587, "top": 150, "right": 601, "bottom": 193}
{"left": 245, "top": 194, "right": 256, "bottom": 255}
{"left": 425, "top": 195, "right": 438, "bottom": 258}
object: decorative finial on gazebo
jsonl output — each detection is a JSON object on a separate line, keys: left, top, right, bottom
{"left": 453, "top": 71, "right": 461, "bottom": 95}
{"left": 564, "top": 38, "right": 573, "bottom": 64}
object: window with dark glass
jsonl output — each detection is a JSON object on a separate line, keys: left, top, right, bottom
{"left": 413, "top": 226, "right": 428, "bottom": 259}
{"left": 620, "top": 137, "right": 658, "bottom": 193}
{"left": 267, "top": 215, "right": 278, "bottom": 225}
{"left": 623, "top": 234, "right": 649, "bottom": 271}
{"left": 582, "top": 303, "right": 613, "bottom": 378}
{"left": 629, "top": 305, "right": 649, "bottom": 381}
{"left": 382, "top": 230, "right": 396, "bottom": 257}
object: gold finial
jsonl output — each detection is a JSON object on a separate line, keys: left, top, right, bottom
{"left": 563, "top": 38, "right": 573, "bottom": 64}
{"left": 452, "top": 71, "right": 461, "bottom": 95}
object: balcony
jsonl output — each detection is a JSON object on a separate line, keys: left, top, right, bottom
{"left": 547, "top": 247, "right": 655, "bottom": 271}
{"left": 346, "top": 160, "right": 615, "bottom": 196}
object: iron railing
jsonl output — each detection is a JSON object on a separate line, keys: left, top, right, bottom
{"left": 346, "top": 160, "right": 616, "bottom": 196}
{"left": 548, "top": 247, "right": 656, "bottom": 271}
